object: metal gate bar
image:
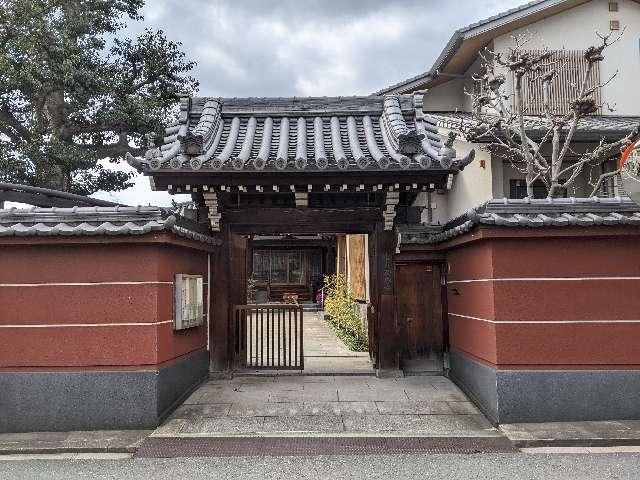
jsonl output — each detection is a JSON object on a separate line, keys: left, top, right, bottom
{"left": 234, "top": 304, "right": 304, "bottom": 370}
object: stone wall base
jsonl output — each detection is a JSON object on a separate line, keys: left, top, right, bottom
{"left": 449, "top": 349, "right": 640, "bottom": 424}
{"left": 0, "top": 349, "right": 208, "bottom": 433}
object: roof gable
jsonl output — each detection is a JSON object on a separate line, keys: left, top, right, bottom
{"left": 377, "top": 0, "right": 639, "bottom": 94}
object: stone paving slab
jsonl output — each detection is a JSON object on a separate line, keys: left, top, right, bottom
{"left": 152, "top": 375, "right": 503, "bottom": 439}
{"left": 342, "top": 414, "right": 499, "bottom": 436}
{"left": 261, "top": 416, "right": 344, "bottom": 434}
{"left": 0, "top": 430, "right": 150, "bottom": 454}
{"left": 500, "top": 420, "right": 640, "bottom": 447}
{"left": 171, "top": 404, "right": 232, "bottom": 419}
{"left": 337, "top": 386, "right": 409, "bottom": 402}
{"left": 375, "top": 401, "right": 457, "bottom": 415}
{"left": 228, "top": 401, "right": 378, "bottom": 417}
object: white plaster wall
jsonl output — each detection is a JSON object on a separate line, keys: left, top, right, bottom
{"left": 446, "top": 134, "right": 494, "bottom": 220}
{"left": 492, "top": 0, "right": 640, "bottom": 115}
{"left": 498, "top": 156, "right": 600, "bottom": 198}
{"left": 491, "top": 155, "right": 506, "bottom": 197}
{"left": 422, "top": 79, "right": 466, "bottom": 111}
{"left": 462, "top": 54, "right": 486, "bottom": 111}
{"left": 416, "top": 191, "right": 450, "bottom": 225}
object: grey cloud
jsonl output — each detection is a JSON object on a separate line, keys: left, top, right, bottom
{"left": 136, "top": 0, "right": 523, "bottom": 97}
{"left": 96, "top": 0, "right": 523, "bottom": 207}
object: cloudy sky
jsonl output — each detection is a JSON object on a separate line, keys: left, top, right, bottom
{"left": 93, "top": 0, "right": 522, "bottom": 206}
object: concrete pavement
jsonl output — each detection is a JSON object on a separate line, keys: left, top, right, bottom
{"left": 154, "top": 375, "right": 498, "bottom": 437}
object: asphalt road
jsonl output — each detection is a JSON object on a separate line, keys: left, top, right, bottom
{"left": 1, "top": 453, "right": 639, "bottom": 479}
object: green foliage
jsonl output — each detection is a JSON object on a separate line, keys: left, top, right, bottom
{"left": 247, "top": 278, "right": 257, "bottom": 304}
{"left": 323, "top": 273, "right": 368, "bottom": 352}
{"left": 0, "top": 0, "right": 198, "bottom": 194}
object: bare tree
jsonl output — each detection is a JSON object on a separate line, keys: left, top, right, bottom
{"left": 461, "top": 30, "right": 638, "bottom": 198}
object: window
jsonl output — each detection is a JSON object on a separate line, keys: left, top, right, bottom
{"left": 517, "top": 50, "right": 602, "bottom": 115}
{"left": 509, "top": 179, "right": 567, "bottom": 199}
{"left": 174, "top": 274, "right": 204, "bottom": 330}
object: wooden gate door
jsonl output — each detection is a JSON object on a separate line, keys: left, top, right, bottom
{"left": 234, "top": 304, "right": 304, "bottom": 370}
{"left": 395, "top": 263, "right": 443, "bottom": 359}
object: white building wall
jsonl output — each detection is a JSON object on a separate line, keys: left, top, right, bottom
{"left": 491, "top": 0, "right": 640, "bottom": 116}
{"left": 416, "top": 191, "right": 450, "bottom": 225}
{"left": 445, "top": 134, "right": 494, "bottom": 219}
{"left": 422, "top": 79, "right": 466, "bottom": 111}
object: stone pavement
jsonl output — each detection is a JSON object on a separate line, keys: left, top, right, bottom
{"left": 500, "top": 420, "right": 640, "bottom": 447}
{"left": 0, "top": 430, "right": 149, "bottom": 455}
{"left": 153, "top": 375, "right": 500, "bottom": 437}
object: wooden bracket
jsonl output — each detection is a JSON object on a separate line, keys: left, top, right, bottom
{"left": 383, "top": 191, "right": 400, "bottom": 230}
{"left": 294, "top": 192, "right": 308, "bottom": 208}
{"left": 203, "top": 192, "right": 222, "bottom": 231}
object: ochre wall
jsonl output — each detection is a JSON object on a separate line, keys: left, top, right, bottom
{"left": 0, "top": 236, "right": 210, "bottom": 369}
{"left": 446, "top": 229, "right": 640, "bottom": 369}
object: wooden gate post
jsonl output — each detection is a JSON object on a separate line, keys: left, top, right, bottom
{"left": 375, "top": 223, "right": 402, "bottom": 377}
{"left": 210, "top": 224, "right": 231, "bottom": 374}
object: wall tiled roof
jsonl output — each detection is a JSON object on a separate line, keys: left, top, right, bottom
{"left": 430, "top": 112, "right": 640, "bottom": 142}
{"left": 0, "top": 206, "right": 218, "bottom": 244}
{"left": 399, "top": 197, "right": 640, "bottom": 244}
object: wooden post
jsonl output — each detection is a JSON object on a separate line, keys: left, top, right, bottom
{"left": 229, "top": 232, "right": 248, "bottom": 370}
{"left": 374, "top": 222, "right": 402, "bottom": 377}
{"left": 210, "top": 225, "right": 231, "bottom": 375}
{"left": 367, "top": 228, "right": 379, "bottom": 367}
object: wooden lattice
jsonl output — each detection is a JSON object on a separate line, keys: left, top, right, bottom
{"left": 518, "top": 50, "right": 602, "bottom": 115}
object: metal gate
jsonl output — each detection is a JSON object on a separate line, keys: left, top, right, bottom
{"left": 234, "top": 304, "right": 304, "bottom": 370}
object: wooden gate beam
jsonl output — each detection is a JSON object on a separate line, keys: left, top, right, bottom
{"left": 223, "top": 207, "right": 380, "bottom": 235}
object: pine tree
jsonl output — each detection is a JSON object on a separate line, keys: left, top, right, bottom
{"left": 0, "top": 0, "right": 198, "bottom": 194}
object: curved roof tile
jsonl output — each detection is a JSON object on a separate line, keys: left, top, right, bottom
{"left": 128, "top": 94, "right": 475, "bottom": 174}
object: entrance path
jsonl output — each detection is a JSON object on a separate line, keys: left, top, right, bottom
{"left": 302, "top": 311, "right": 371, "bottom": 375}
{"left": 153, "top": 375, "right": 500, "bottom": 438}
{"left": 241, "top": 311, "right": 372, "bottom": 375}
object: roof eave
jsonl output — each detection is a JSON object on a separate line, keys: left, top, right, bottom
{"left": 376, "top": 0, "right": 595, "bottom": 94}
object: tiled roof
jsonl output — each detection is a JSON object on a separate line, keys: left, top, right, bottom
{"left": 399, "top": 197, "right": 640, "bottom": 244}
{"left": 126, "top": 95, "right": 475, "bottom": 174}
{"left": 430, "top": 112, "right": 640, "bottom": 141}
{"left": 0, "top": 206, "right": 219, "bottom": 244}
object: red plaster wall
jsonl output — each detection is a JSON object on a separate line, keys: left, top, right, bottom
{"left": 446, "top": 231, "right": 640, "bottom": 369}
{"left": 447, "top": 241, "right": 494, "bottom": 281}
{"left": 155, "top": 245, "right": 208, "bottom": 364}
{"left": 446, "top": 242, "right": 496, "bottom": 364}
{"left": 0, "top": 240, "right": 209, "bottom": 370}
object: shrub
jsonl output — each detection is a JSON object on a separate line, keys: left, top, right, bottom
{"left": 323, "top": 274, "right": 368, "bottom": 351}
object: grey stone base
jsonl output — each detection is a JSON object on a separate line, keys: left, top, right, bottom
{"left": 449, "top": 349, "right": 640, "bottom": 424}
{"left": 0, "top": 349, "right": 209, "bottom": 433}
{"left": 376, "top": 368, "right": 404, "bottom": 378}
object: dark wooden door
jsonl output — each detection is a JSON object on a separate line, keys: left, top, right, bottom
{"left": 395, "top": 263, "right": 443, "bottom": 359}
